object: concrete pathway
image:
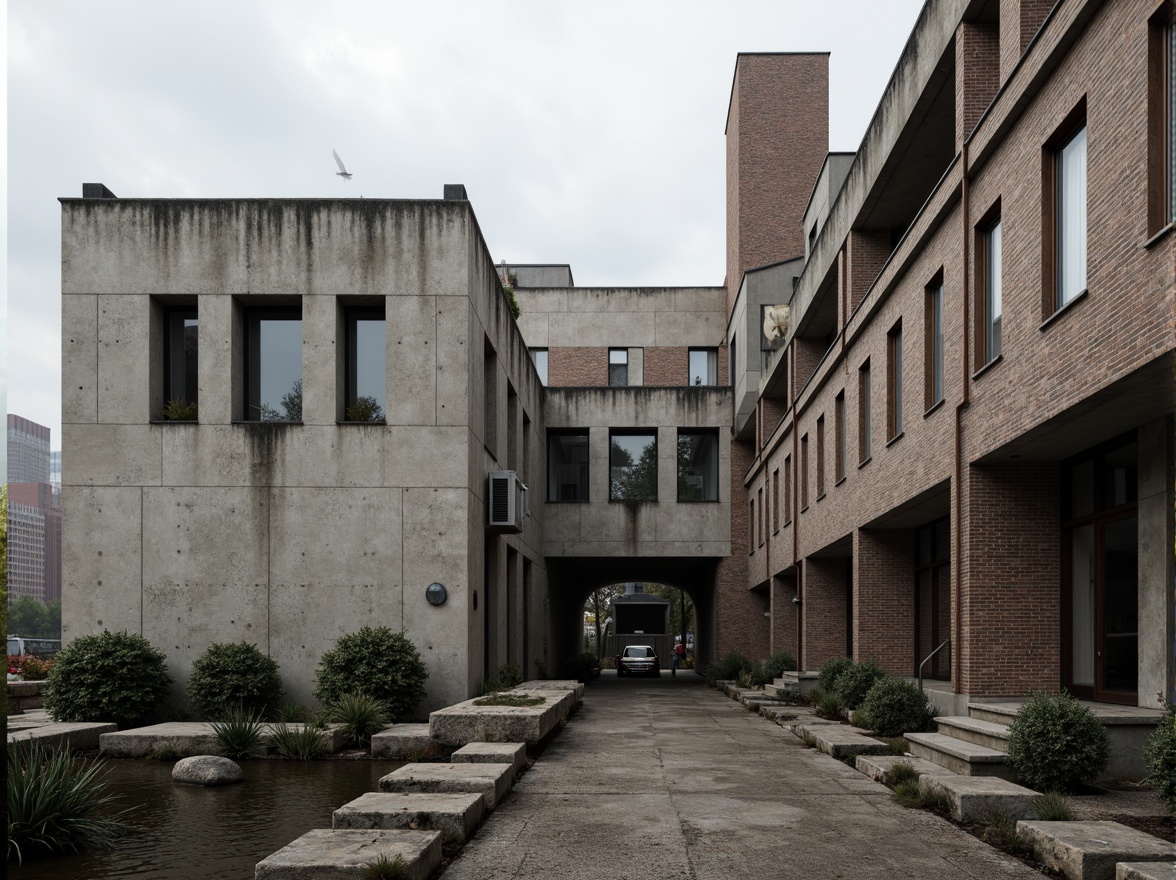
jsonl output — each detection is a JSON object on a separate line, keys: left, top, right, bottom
{"left": 444, "top": 672, "right": 1038, "bottom": 879}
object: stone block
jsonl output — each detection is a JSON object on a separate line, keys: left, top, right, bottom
{"left": 255, "top": 828, "right": 441, "bottom": 880}
{"left": 854, "top": 754, "right": 953, "bottom": 784}
{"left": 333, "top": 792, "right": 484, "bottom": 842}
{"left": 370, "top": 724, "right": 440, "bottom": 759}
{"left": 519, "top": 679, "right": 585, "bottom": 702}
{"left": 795, "top": 724, "right": 890, "bottom": 759}
{"left": 428, "top": 694, "right": 564, "bottom": 746}
{"left": 378, "top": 762, "right": 514, "bottom": 811}
{"left": 919, "top": 774, "right": 1039, "bottom": 823}
{"left": 99, "top": 721, "right": 343, "bottom": 758}
{"left": 1017, "top": 820, "right": 1176, "bottom": 880}
{"left": 7, "top": 722, "right": 117, "bottom": 752}
{"left": 1118, "top": 863, "right": 1176, "bottom": 880}
{"left": 450, "top": 742, "right": 526, "bottom": 776}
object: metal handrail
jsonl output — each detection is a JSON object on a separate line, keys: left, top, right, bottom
{"left": 918, "top": 639, "right": 951, "bottom": 693}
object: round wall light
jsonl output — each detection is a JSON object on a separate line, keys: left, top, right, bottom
{"left": 425, "top": 582, "right": 448, "bottom": 606}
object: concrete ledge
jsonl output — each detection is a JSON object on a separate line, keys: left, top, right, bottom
{"left": 519, "top": 679, "right": 584, "bottom": 703}
{"left": 7, "top": 680, "right": 47, "bottom": 715}
{"left": 451, "top": 742, "right": 526, "bottom": 776}
{"left": 1117, "top": 862, "right": 1176, "bottom": 880}
{"left": 333, "top": 792, "right": 484, "bottom": 842}
{"left": 905, "top": 732, "right": 1015, "bottom": 780}
{"left": 919, "top": 774, "right": 1039, "bottom": 823}
{"left": 379, "top": 762, "right": 514, "bottom": 811}
{"left": 255, "top": 828, "right": 441, "bottom": 880}
{"left": 854, "top": 754, "right": 953, "bottom": 784}
{"left": 370, "top": 724, "right": 440, "bottom": 759}
{"left": 7, "top": 721, "right": 117, "bottom": 751}
{"left": 99, "top": 722, "right": 344, "bottom": 758}
{"left": 429, "top": 694, "right": 568, "bottom": 747}
{"left": 759, "top": 705, "right": 808, "bottom": 722}
{"left": 1016, "top": 820, "right": 1176, "bottom": 880}
{"left": 796, "top": 724, "right": 890, "bottom": 758}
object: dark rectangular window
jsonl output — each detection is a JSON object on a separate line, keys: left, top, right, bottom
{"left": 1148, "top": 6, "right": 1176, "bottom": 232}
{"left": 887, "top": 322, "right": 903, "bottom": 440}
{"left": 507, "top": 384, "right": 519, "bottom": 471}
{"left": 858, "top": 360, "right": 871, "bottom": 463}
{"left": 531, "top": 348, "right": 548, "bottom": 386}
{"left": 548, "top": 431, "right": 589, "bottom": 502}
{"left": 757, "top": 487, "right": 765, "bottom": 546}
{"left": 688, "top": 348, "right": 718, "bottom": 386}
{"left": 834, "top": 393, "right": 846, "bottom": 482}
{"left": 344, "top": 305, "right": 385, "bottom": 422}
{"left": 163, "top": 306, "right": 198, "bottom": 420}
{"left": 610, "top": 431, "right": 657, "bottom": 501}
{"left": 608, "top": 349, "right": 628, "bottom": 387}
{"left": 729, "top": 335, "right": 737, "bottom": 386}
{"left": 1044, "top": 102, "right": 1088, "bottom": 315}
{"left": 246, "top": 306, "right": 302, "bottom": 422}
{"left": 772, "top": 468, "right": 780, "bottom": 533}
{"left": 985, "top": 222, "right": 1002, "bottom": 362}
{"left": 783, "top": 454, "right": 792, "bottom": 525}
{"left": 677, "top": 431, "right": 719, "bottom": 501}
{"left": 925, "top": 279, "right": 944, "bottom": 406}
{"left": 749, "top": 499, "right": 755, "bottom": 554}
{"left": 800, "top": 433, "right": 809, "bottom": 510}
{"left": 815, "top": 415, "right": 826, "bottom": 499}
{"left": 484, "top": 340, "right": 498, "bottom": 457}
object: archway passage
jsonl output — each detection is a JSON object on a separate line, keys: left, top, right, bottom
{"left": 546, "top": 557, "right": 718, "bottom": 678}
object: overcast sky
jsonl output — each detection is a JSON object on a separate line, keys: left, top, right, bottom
{"left": 7, "top": 0, "right": 924, "bottom": 448}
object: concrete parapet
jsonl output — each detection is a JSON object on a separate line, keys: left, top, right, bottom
{"left": 7, "top": 721, "right": 117, "bottom": 752}
{"left": 1016, "top": 821, "right": 1176, "bottom": 880}
{"left": 378, "top": 762, "right": 514, "bottom": 811}
{"left": 332, "top": 792, "right": 484, "bottom": 842}
{"left": 370, "top": 724, "right": 439, "bottom": 759}
{"left": 919, "top": 774, "right": 1039, "bottom": 823}
{"left": 254, "top": 828, "right": 441, "bottom": 880}
{"left": 451, "top": 742, "right": 527, "bottom": 776}
{"left": 99, "top": 721, "right": 344, "bottom": 758}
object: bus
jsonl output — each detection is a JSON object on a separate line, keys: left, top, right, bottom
{"left": 7, "top": 636, "right": 61, "bottom": 657}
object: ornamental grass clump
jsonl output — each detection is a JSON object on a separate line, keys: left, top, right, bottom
{"left": 7, "top": 741, "right": 130, "bottom": 864}
{"left": 314, "top": 627, "right": 428, "bottom": 722}
{"left": 1143, "top": 699, "right": 1176, "bottom": 814}
{"left": 832, "top": 659, "right": 886, "bottom": 710}
{"left": 268, "top": 723, "right": 327, "bottom": 760}
{"left": 1006, "top": 692, "right": 1109, "bottom": 792}
{"left": 44, "top": 630, "right": 172, "bottom": 726}
{"left": 188, "top": 641, "right": 283, "bottom": 721}
{"left": 329, "top": 691, "right": 389, "bottom": 748}
{"left": 858, "top": 676, "right": 933, "bottom": 737}
{"left": 211, "top": 708, "right": 267, "bottom": 759}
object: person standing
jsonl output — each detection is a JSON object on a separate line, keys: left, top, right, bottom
{"left": 672, "top": 640, "right": 686, "bottom": 676}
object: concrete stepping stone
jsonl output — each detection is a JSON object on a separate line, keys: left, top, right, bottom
{"left": 370, "top": 724, "right": 438, "bottom": 759}
{"left": 429, "top": 695, "right": 567, "bottom": 746}
{"left": 905, "top": 731, "right": 1015, "bottom": 779}
{"left": 100, "top": 721, "right": 343, "bottom": 758}
{"left": 333, "top": 792, "right": 484, "bottom": 842}
{"left": 7, "top": 721, "right": 116, "bottom": 751}
{"left": 255, "top": 828, "right": 440, "bottom": 879}
{"left": 379, "top": 762, "right": 514, "bottom": 811}
{"left": 854, "top": 754, "right": 953, "bottom": 783}
{"left": 451, "top": 741, "right": 526, "bottom": 776}
{"left": 918, "top": 774, "right": 1039, "bottom": 822}
{"left": 1118, "top": 862, "right": 1176, "bottom": 880}
{"left": 934, "top": 715, "right": 1011, "bottom": 751}
{"left": 1016, "top": 820, "right": 1176, "bottom": 880}
{"left": 795, "top": 724, "right": 890, "bottom": 758}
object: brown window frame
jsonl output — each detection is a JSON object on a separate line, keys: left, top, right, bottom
{"left": 834, "top": 392, "right": 846, "bottom": 483}
{"left": 748, "top": 498, "right": 755, "bottom": 555}
{"left": 783, "top": 454, "right": 793, "bottom": 525}
{"left": 1148, "top": 2, "right": 1175, "bottom": 234}
{"left": 923, "top": 273, "right": 944, "bottom": 408}
{"left": 1041, "top": 98, "right": 1088, "bottom": 318}
{"left": 858, "top": 360, "right": 872, "bottom": 464}
{"left": 886, "top": 321, "right": 903, "bottom": 441}
{"left": 772, "top": 468, "right": 780, "bottom": 534}
{"left": 800, "top": 433, "right": 810, "bottom": 511}
{"left": 815, "top": 415, "right": 826, "bottom": 499}
{"left": 758, "top": 486, "right": 765, "bottom": 547}
{"left": 973, "top": 202, "right": 1003, "bottom": 369}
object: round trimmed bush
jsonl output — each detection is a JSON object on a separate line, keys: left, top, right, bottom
{"left": 188, "top": 641, "right": 283, "bottom": 720}
{"left": 762, "top": 651, "right": 798, "bottom": 680}
{"left": 44, "top": 630, "right": 172, "bottom": 725}
{"left": 817, "top": 656, "right": 853, "bottom": 693}
{"left": 314, "top": 627, "right": 428, "bottom": 721}
{"left": 1143, "top": 705, "right": 1176, "bottom": 814}
{"left": 833, "top": 659, "right": 886, "bottom": 710}
{"left": 1007, "top": 692, "right": 1110, "bottom": 792}
{"left": 858, "top": 676, "right": 931, "bottom": 736}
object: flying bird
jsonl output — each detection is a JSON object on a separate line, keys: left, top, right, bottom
{"left": 332, "top": 149, "right": 353, "bottom": 181}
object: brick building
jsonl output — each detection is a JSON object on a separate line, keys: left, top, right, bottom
{"left": 63, "top": 0, "right": 1173, "bottom": 712}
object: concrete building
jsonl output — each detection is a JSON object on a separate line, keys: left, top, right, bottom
{"left": 62, "top": 0, "right": 1174, "bottom": 713}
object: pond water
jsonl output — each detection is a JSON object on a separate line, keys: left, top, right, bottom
{"left": 10, "top": 757, "right": 405, "bottom": 880}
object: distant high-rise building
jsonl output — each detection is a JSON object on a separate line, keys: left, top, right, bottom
{"left": 7, "top": 417, "right": 61, "bottom": 605}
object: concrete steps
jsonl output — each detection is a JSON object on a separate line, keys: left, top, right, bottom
{"left": 905, "top": 732, "right": 1017, "bottom": 780}
{"left": 934, "top": 715, "right": 1011, "bottom": 752}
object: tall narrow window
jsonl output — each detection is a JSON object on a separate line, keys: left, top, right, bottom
{"left": 800, "top": 433, "right": 810, "bottom": 510}
{"left": 772, "top": 469, "right": 780, "bottom": 533}
{"left": 887, "top": 323, "right": 903, "bottom": 440}
{"left": 834, "top": 393, "right": 846, "bottom": 482}
{"left": 925, "top": 279, "right": 944, "bottom": 407}
{"left": 985, "top": 222, "right": 1002, "bottom": 362}
{"left": 677, "top": 431, "right": 719, "bottom": 501}
{"left": 688, "top": 348, "right": 718, "bottom": 386}
{"left": 163, "top": 306, "right": 198, "bottom": 420}
{"left": 783, "top": 455, "right": 792, "bottom": 525}
{"left": 1149, "top": 8, "right": 1176, "bottom": 232}
{"left": 608, "top": 349, "right": 629, "bottom": 387}
{"left": 547, "top": 430, "right": 589, "bottom": 501}
{"left": 245, "top": 306, "right": 302, "bottom": 422}
{"left": 1045, "top": 110, "right": 1088, "bottom": 312}
{"left": 484, "top": 340, "right": 498, "bottom": 457}
{"left": 858, "top": 360, "right": 872, "bottom": 463}
{"left": 729, "top": 335, "right": 737, "bottom": 386}
{"left": 507, "top": 385, "right": 518, "bottom": 471}
{"left": 345, "top": 305, "right": 386, "bottom": 422}
{"left": 815, "top": 415, "right": 826, "bottom": 499}
{"left": 531, "top": 348, "right": 548, "bottom": 386}
{"left": 610, "top": 431, "right": 657, "bottom": 501}
{"left": 749, "top": 499, "right": 755, "bottom": 554}
{"left": 757, "top": 487, "right": 765, "bottom": 547}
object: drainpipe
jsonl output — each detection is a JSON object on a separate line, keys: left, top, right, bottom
{"left": 791, "top": 344, "right": 802, "bottom": 668}
{"left": 954, "top": 140, "right": 972, "bottom": 699}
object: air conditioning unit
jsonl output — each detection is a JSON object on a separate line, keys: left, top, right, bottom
{"left": 487, "top": 471, "right": 528, "bottom": 533}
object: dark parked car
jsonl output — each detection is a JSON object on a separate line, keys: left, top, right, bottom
{"left": 617, "top": 645, "right": 660, "bottom": 677}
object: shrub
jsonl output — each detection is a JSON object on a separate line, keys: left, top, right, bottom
{"left": 44, "top": 630, "right": 172, "bottom": 726}
{"left": 1006, "top": 692, "right": 1109, "bottom": 792}
{"left": 8, "top": 654, "right": 53, "bottom": 680}
{"left": 558, "top": 653, "right": 599, "bottom": 684}
{"left": 345, "top": 396, "right": 384, "bottom": 423}
{"left": 162, "top": 398, "right": 198, "bottom": 420}
{"left": 817, "top": 656, "right": 854, "bottom": 693}
{"left": 7, "top": 742, "right": 130, "bottom": 863}
{"left": 187, "top": 641, "right": 283, "bottom": 721}
{"left": 268, "top": 723, "right": 327, "bottom": 760}
{"left": 1143, "top": 701, "right": 1176, "bottom": 814}
{"left": 329, "top": 692, "right": 389, "bottom": 747}
{"left": 762, "top": 651, "right": 798, "bottom": 679}
{"left": 481, "top": 663, "right": 523, "bottom": 695}
{"left": 833, "top": 660, "right": 886, "bottom": 710}
{"left": 314, "top": 627, "right": 428, "bottom": 722}
{"left": 858, "top": 676, "right": 931, "bottom": 737}
{"left": 211, "top": 708, "right": 267, "bottom": 759}
{"left": 705, "top": 651, "right": 753, "bottom": 687}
